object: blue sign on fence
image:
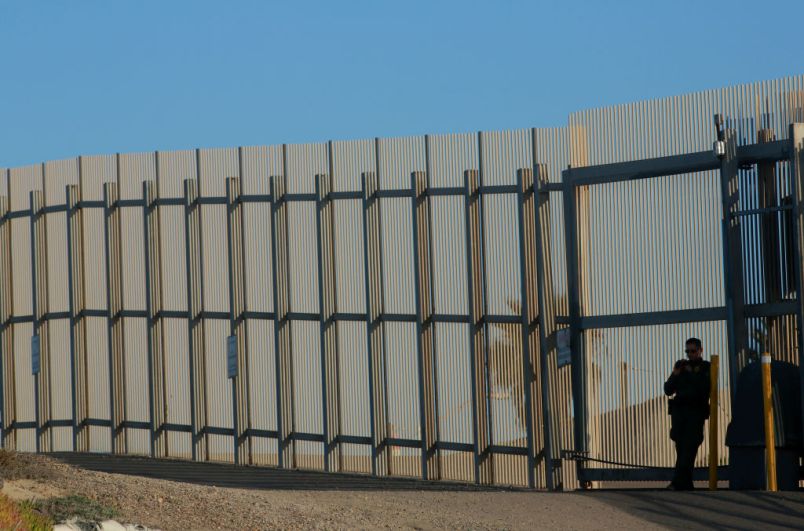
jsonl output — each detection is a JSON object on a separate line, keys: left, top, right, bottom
{"left": 31, "top": 335, "right": 40, "bottom": 375}
{"left": 226, "top": 335, "right": 238, "bottom": 379}
{"left": 557, "top": 329, "right": 571, "bottom": 368}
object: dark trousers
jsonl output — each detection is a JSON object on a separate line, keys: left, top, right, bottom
{"left": 670, "top": 409, "right": 706, "bottom": 489}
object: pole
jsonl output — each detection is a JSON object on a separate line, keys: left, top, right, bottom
{"left": 708, "top": 354, "right": 719, "bottom": 490}
{"left": 761, "top": 352, "right": 777, "bottom": 491}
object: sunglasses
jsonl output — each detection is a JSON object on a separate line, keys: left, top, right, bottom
{"left": 684, "top": 349, "right": 698, "bottom": 354}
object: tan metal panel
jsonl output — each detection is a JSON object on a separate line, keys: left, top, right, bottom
{"left": 337, "top": 322, "right": 370, "bottom": 473}
{"left": 154, "top": 150, "right": 193, "bottom": 312}
{"left": 241, "top": 145, "right": 280, "bottom": 314}
{"left": 43, "top": 158, "right": 77, "bottom": 312}
{"left": 198, "top": 148, "right": 238, "bottom": 313}
{"left": 285, "top": 144, "right": 326, "bottom": 313}
{"left": 331, "top": 138, "right": 373, "bottom": 192}
{"left": 41, "top": 160, "right": 73, "bottom": 450}
{"left": 331, "top": 140, "right": 372, "bottom": 314}
{"left": 0, "top": 190, "right": 16, "bottom": 450}
{"left": 8, "top": 164, "right": 41, "bottom": 452}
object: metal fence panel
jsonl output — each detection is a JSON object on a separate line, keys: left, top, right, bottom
{"left": 1, "top": 74, "right": 803, "bottom": 489}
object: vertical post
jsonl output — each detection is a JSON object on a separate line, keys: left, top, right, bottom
{"left": 520, "top": 165, "right": 559, "bottom": 490}
{"left": 717, "top": 121, "right": 746, "bottom": 392}
{"left": 29, "top": 190, "right": 40, "bottom": 452}
{"left": 562, "top": 169, "right": 588, "bottom": 484}
{"left": 533, "top": 163, "right": 559, "bottom": 490}
{"left": 103, "top": 181, "right": 127, "bottom": 455}
{"left": 270, "top": 174, "right": 294, "bottom": 468}
{"left": 66, "top": 182, "right": 88, "bottom": 452}
{"left": 708, "top": 354, "right": 720, "bottom": 490}
{"left": 184, "top": 178, "right": 208, "bottom": 461}
{"left": 410, "top": 170, "right": 439, "bottom": 481}
{"left": 225, "top": 175, "right": 252, "bottom": 465}
{"left": 761, "top": 352, "right": 777, "bottom": 491}
{"left": 315, "top": 173, "right": 341, "bottom": 473}
{"left": 0, "top": 190, "right": 15, "bottom": 450}
{"left": 515, "top": 169, "right": 539, "bottom": 489}
{"left": 30, "top": 189, "right": 51, "bottom": 453}
{"left": 757, "top": 129, "right": 783, "bottom": 356}
{"left": 463, "top": 169, "right": 492, "bottom": 485}
{"left": 361, "top": 170, "right": 390, "bottom": 476}
{"left": 143, "top": 179, "right": 167, "bottom": 457}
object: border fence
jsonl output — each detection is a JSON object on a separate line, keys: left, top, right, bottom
{"left": 2, "top": 76, "right": 804, "bottom": 490}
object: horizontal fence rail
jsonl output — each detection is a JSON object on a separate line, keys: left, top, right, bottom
{"left": 1, "top": 75, "right": 804, "bottom": 490}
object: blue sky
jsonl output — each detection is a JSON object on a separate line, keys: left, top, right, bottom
{"left": 2, "top": 0, "right": 803, "bottom": 168}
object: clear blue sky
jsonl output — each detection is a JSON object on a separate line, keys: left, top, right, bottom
{"left": 2, "top": 0, "right": 803, "bottom": 168}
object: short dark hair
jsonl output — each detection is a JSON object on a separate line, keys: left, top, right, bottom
{"left": 686, "top": 337, "right": 702, "bottom": 349}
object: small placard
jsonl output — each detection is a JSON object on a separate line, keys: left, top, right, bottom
{"left": 557, "top": 329, "right": 571, "bottom": 368}
{"left": 31, "top": 335, "right": 41, "bottom": 375}
{"left": 226, "top": 335, "right": 238, "bottom": 379}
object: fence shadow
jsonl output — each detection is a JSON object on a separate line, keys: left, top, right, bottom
{"left": 589, "top": 489, "right": 804, "bottom": 530}
{"left": 51, "top": 453, "right": 517, "bottom": 492}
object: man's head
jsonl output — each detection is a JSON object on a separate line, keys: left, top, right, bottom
{"left": 685, "top": 337, "right": 702, "bottom": 361}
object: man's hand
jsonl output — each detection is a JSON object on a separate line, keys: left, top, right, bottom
{"left": 672, "top": 359, "right": 687, "bottom": 376}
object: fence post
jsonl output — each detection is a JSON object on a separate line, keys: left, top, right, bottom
{"left": 761, "top": 352, "right": 777, "bottom": 491}
{"left": 184, "top": 178, "right": 208, "bottom": 461}
{"left": 0, "top": 188, "right": 15, "bottom": 451}
{"left": 708, "top": 353, "right": 720, "bottom": 490}
{"left": 66, "top": 181, "right": 88, "bottom": 452}
{"left": 361, "top": 171, "right": 390, "bottom": 476}
{"left": 533, "top": 164, "right": 559, "bottom": 490}
{"left": 562, "top": 168, "right": 588, "bottom": 485}
{"left": 315, "top": 173, "right": 341, "bottom": 473}
{"left": 463, "top": 169, "right": 492, "bottom": 485}
{"left": 270, "top": 173, "right": 294, "bottom": 468}
{"left": 225, "top": 175, "right": 252, "bottom": 465}
{"left": 30, "top": 189, "right": 52, "bottom": 453}
{"left": 103, "top": 180, "right": 127, "bottom": 455}
{"left": 143, "top": 179, "right": 167, "bottom": 458}
{"left": 518, "top": 166, "right": 558, "bottom": 490}
{"left": 410, "top": 170, "right": 439, "bottom": 481}
{"left": 717, "top": 121, "right": 747, "bottom": 393}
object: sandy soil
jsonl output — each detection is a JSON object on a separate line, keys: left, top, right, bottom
{"left": 0, "top": 453, "right": 659, "bottom": 530}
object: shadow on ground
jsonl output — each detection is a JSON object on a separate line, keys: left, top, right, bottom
{"left": 589, "top": 489, "right": 804, "bottom": 530}
{"left": 51, "top": 453, "right": 515, "bottom": 492}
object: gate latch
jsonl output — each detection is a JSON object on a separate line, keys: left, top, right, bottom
{"left": 713, "top": 140, "right": 726, "bottom": 158}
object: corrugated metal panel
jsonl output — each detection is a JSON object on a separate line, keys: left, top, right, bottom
{"left": 8, "top": 165, "right": 41, "bottom": 453}
{"left": 40, "top": 159, "right": 75, "bottom": 451}
{"left": 156, "top": 149, "right": 198, "bottom": 459}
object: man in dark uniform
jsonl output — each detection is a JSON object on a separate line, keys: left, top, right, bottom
{"left": 664, "top": 337, "right": 711, "bottom": 490}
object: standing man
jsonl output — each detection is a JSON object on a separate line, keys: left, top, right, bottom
{"left": 664, "top": 337, "right": 711, "bottom": 490}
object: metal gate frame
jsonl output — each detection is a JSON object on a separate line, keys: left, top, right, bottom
{"left": 561, "top": 119, "right": 804, "bottom": 484}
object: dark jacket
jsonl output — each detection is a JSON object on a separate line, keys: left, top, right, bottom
{"left": 664, "top": 358, "right": 711, "bottom": 416}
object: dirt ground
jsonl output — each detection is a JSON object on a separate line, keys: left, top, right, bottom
{"left": 1, "top": 452, "right": 803, "bottom": 530}
{"left": 0, "top": 452, "right": 652, "bottom": 530}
